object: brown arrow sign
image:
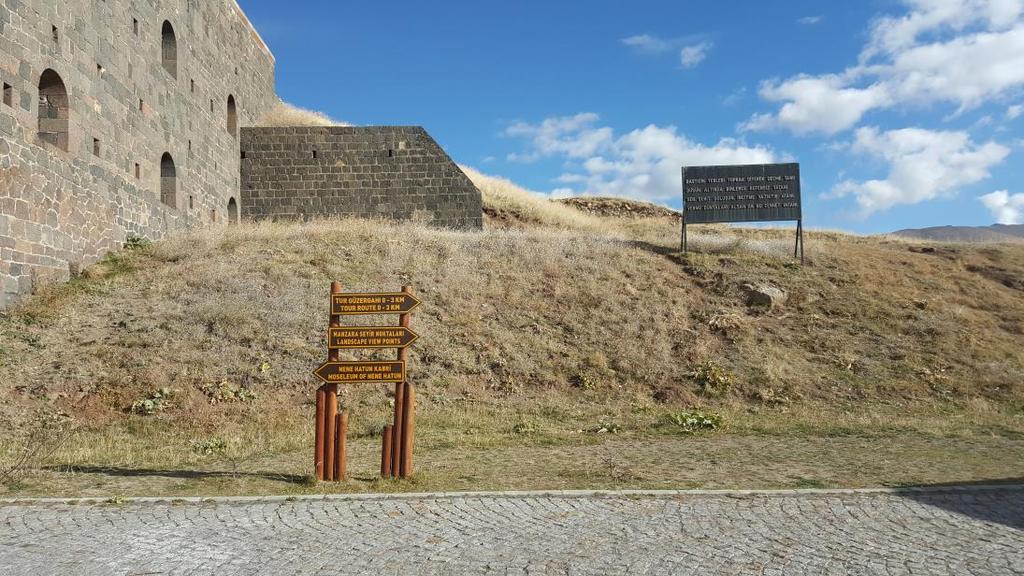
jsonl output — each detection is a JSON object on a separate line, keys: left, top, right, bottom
{"left": 313, "top": 361, "right": 406, "bottom": 384}
{"left": 328, "top": 326, "right": 419, "bottom": 349}
{"left": 331, "top": 293, "right": 421, "bottom": 316}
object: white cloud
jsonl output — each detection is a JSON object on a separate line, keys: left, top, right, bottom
{"left": 722, "top": 87, "right": 747, "bottom": 107}
{"left": 862, "top": 0, "right": 1023, "bottom": 59}
{"left": 1008, "top": 104, "right": 1023, "bottom": 118}
{"left": 745, "top": 0, "right": 1024, "bottom": 134}
{"left": 798, "top": 16, "right": 823, "bottom": 25}
{"left": 980, "top": 190, "right": 1024, "bottom": 223}
{"left": 505, "top": 113, "right": 614, "bottom": 163}
{"left": 974, "top": 114, "right": 996, "bottom": 128}
{"left": 680, "top": 42, "right": 712, "bottom": 68}
{"left": 622, "top": 34, "right": 673, "bottom": 54}
{"left": 828, "top": 127, "right": 1009, "bottom": 215}
{"left": 624, "top": 34, "right": 714, "bottom": 70}
{"left": 886, "top": 27, "right": 1024, "bottom": 111}
{"left": 506, "top": 114, "right": 777, "bottom": 203}
{"left": 742, "top": 75, "right": 891, "bottom": 135}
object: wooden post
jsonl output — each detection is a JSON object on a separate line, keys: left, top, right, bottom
{"left": 395, "top": 284, "right": 411, "bottom": 477}
{"left": 314, "top": 386, "right": 326, "bottom": 481}
{"left": 323, "top": 281, "right": 343, "bottom": 482}
{"left": 335, "top": 410, "right": 348, "bottom": 481}
{"left": 324, "top": 385, "right": 337, "bottom": 481}
{"left": 381, "top": 425, "right": 393, "bottom": 478}
{"left": 401, "top": 382, "right": 415, "bottom": 478}
{"left": 391, "top": 381, "right": 404, "bottom": 479}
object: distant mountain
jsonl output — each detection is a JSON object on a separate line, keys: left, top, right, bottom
{"left": 890, "top": 224, "right": 1024, "bottom": 243}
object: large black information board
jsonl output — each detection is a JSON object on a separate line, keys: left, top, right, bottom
{"left": 681, "top": 162, "right": 804, "bottom": 262}
{"left": 683, "top": 163, "right": 801, "bottom": 224}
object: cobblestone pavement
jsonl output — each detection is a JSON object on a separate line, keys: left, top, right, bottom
{"left": 1, "top": 488, "right": 1022, "bottom": 575}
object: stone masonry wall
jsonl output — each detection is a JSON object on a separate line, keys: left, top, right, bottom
{"left": 0, "top": 0, "right": 277, "bottom": 307}
{"left": 240, "top": 127, "right": 483, "bottom": 230}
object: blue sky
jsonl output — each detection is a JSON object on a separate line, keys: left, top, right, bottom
{"left": 240, "top": 0, "right": 1024, "bottom": 233}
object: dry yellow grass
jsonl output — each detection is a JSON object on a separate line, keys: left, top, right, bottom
{"left": 2, "top": 217, "right": 1021, "bottom": 419}
{"left": 256, "top": 100, "right": 348, "bottom": 127}
{"left": 1, "top": 189, "right": 1023, "bottom": 496}
{"left": 459, "top": 166, "right": 800, "bottom": 254}
{"left": 461, "top": 166, "right": 608, "bottom": 231}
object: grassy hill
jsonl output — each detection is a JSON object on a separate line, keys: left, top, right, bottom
{"left": 1, "top": 170, "right": 1023, "bottom": 496}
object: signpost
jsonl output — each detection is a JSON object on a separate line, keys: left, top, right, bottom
{"left": 327, "top": 327, "right": 419, "bottom": 349}
{"left": 313, "top": 361, "right": 406, "bottom": 384}
{"left": 312, "top": 284, "right": 421, "bottom": 482}
{"left": 682, "top": 163, "right": 804, "bottom": 263}
{"left": 331, "top": 293, "right": 421, "bottom": 315}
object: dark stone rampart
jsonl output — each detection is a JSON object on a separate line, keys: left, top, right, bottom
{"left": 240, "top": 127, "right": 483, "bottom": 229}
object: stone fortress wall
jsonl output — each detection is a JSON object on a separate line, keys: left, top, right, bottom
{"left": 0, "top": 1, "right": 485, "bottom": 309}
{"left": 0, "top": 0, "right": 278, "bottom": 307}
{"left": 240, "top": 127, "right": 484, "bottom": 230}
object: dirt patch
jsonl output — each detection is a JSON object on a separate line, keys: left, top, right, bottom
{"left": 482, "top": 205, "right": 530, "bottom": 228}
{"left": 558, "top": 197, "right": 680, "bottom": 219}
{"left": 966, "top": 264, "right": 1024, "bottom": 291}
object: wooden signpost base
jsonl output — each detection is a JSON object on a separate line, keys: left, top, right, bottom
{"left": 335, "top": 410, "right": 348, "bottom": 481}
{"left": 314, "top": 387, "right": 326, "bottom": 480}
{"left": 383, "top": 286, "right": 416, "bottom": 479}
{"left": 314, "top": 282, "right": 348, "bottom": 482}
{"left": 312, "top": 283, "right": 419, "bottom": 483}
{"left": 314, "top": 385, "right": 348, "bottom": 482}
{"left": 381, "top": 425, "right": 394, "bottom": 478}
{"left": 384, "top": 380, "right": 415, "bottom": 479}
{"left": 400, "top": 382, "right": 415, "bottom": 477}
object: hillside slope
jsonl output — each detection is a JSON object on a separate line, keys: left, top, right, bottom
{"left": 1, "top": 178, "right": 1023, "bottom": 495}
{"left": 2, "top": 210, "right": 1022, "bottom": 429}
{"left": 461, "top": 166, "right": 607, "bottom": 230}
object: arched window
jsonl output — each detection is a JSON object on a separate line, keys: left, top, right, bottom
{"left": 38, "top": 69, "right": 69, "bottom": 152}
{"left": 227, "top": 197, "right": 239, "bottom": 225}
{"left": 161, "top": 21, "right": 177, "bottom": 78}
{"left": 227, "top": 95, "right": 237, "bottom": 137}
{"left": 160, "top": 153, "right": 176, "bottom": 208}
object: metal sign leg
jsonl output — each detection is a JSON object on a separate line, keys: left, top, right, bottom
{"left": 794, "top": 220, "right": 805, "bottom": 265}
{"left": 794, "top": 221, "right": 800, "bottom": 259}
{"left": 800, "top": 222, "right": 805, "bottom": 265}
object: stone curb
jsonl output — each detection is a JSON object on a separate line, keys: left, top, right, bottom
{"left": 1, "top": 484, "right": 1021, "bottom": 506}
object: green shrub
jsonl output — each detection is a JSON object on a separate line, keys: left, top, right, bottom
{"left": 661, "top": 409, "right": 723, "bottom": 434}
{"left": 123, "top": 234, "right": 152, "bottom": 251}
{"left": 591, "top": 420, "right": 622, "bottom": 434}
{"left": 191, "top": 438, "right": 227, "bottom": 455}
{"left": 201, "top": 381, "right": 257, "bottom": 404}
{"left": 130, "top": 388, "right": 173, "bottom": 415}
{"left": 690, "top": 362, "right": 734, "bottom": 397}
